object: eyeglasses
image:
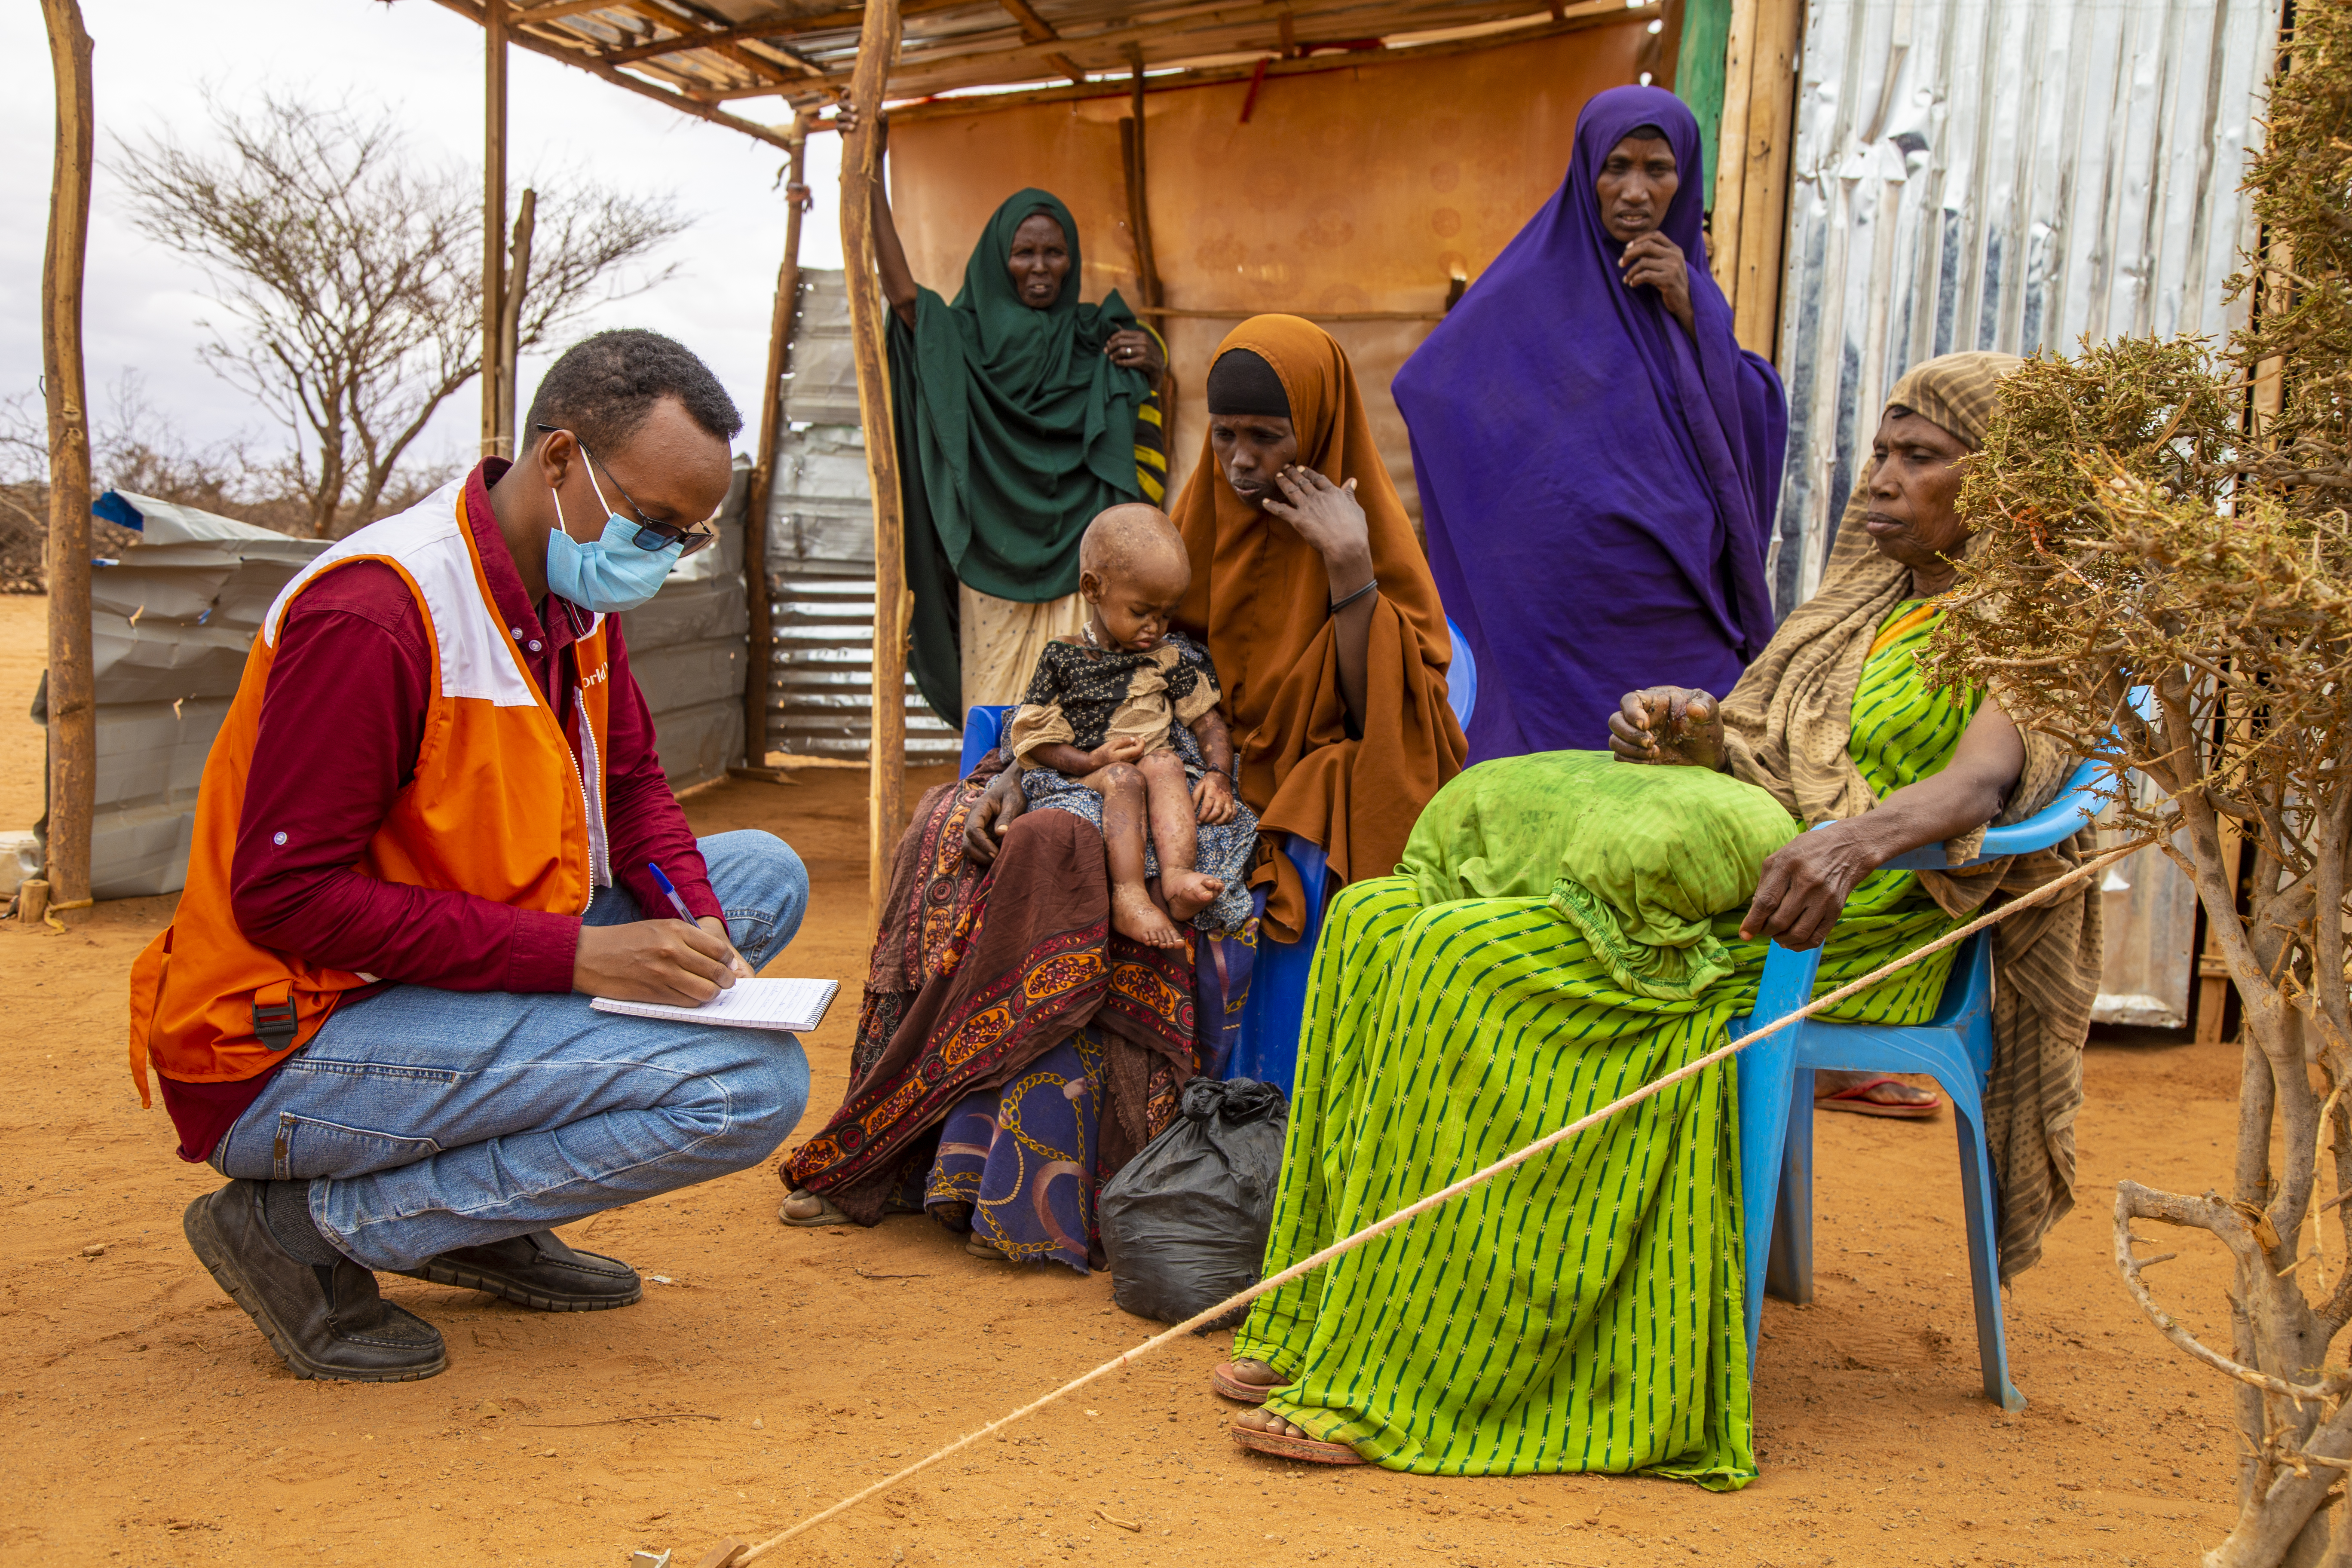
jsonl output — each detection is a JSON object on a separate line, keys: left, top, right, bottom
{"left": 534, "top": 423, "right": 721, "bottom": 557}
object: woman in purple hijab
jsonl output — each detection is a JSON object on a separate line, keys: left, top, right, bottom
{"left": 1394, "top": 85, "right": 1785, "bottom": 764}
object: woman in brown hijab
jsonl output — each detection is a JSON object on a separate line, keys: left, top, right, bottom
{"left": 959, "top": 314, "right": 1467, "bottom": 929}
{"left": 1167, "top": 314, "right": 1469, "bottom": 937}
{"left": 778, "top": 319, "right": 1464, "bottom": 1259}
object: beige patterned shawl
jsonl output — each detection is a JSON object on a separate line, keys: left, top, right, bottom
{"left": 1720, "top": 351, "right": 2102, "bottom": 1282}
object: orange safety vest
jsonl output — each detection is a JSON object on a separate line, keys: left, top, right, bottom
{"left": 126, "top": 481, "right": 613, "bottom": 1106}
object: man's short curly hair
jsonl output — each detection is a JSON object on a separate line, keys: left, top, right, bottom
{"left": 524, "top": 328, "right": 743, "bottom": 454}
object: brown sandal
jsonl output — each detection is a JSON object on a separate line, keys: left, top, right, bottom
{"left": 778, "top": 1190, "right": 849, "bottom": 1227}
{"left": 1815, "top": 1076, "right": 1942, "bottom": 1120}
{"left": 1231, "top": 1423, "right": 1364, "bottom": 1465}
{"left": 1211, "top": 1361, "right": 1284, "bottom": 1404}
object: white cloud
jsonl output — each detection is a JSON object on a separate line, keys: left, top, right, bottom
{"left": 1, "top": 0, "right": 844, "bottom": 477}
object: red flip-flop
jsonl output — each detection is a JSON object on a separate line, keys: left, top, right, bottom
{"left": 1231, "top": 1424, "right": 1364, "bottom": 1465}
{"left": 1211, "top": 1362, "right": 1284, "bottom": 1404}
{"left": 1816, "top": 1075, "right": 1942, "bottom": 1120}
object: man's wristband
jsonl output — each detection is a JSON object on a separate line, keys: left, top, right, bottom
{"left": 1329, "top": 577, "right": 1378, "bottom": 615}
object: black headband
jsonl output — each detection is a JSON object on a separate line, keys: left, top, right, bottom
{"left": 1205, "top": 349, "right": 1290, "bottom": 419}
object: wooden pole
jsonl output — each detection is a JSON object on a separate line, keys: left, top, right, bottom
{"left": 1706, "top": 0, "right": 1756, "bottom": 299}
{"left": 742, "top": 115, "right": 812, "bottom": 771}
{"left": 1122, "top": 63, "right": 1162, "bottom": 310}
{"left": 842, "top": 0, "right": 906, "bottom": 926}
{"left": 1728, "top": 0, "right": 1801, "bottom": 358}
{"left": 497, "top": 187, "right": 536, "bottom": 449}
{"left": 40, "top": 0, "right": 95, "bottom": 918}
{"left": 482, "top": 0, "right": 509, "bottom": 458}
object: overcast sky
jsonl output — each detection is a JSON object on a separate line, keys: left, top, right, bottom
{"left": 1, "top": 0, "right": 845, "bottom": 481}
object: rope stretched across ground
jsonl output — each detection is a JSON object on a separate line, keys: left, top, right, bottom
{"left": 722, "top": 836, "right": 2150, "bottom": 1565}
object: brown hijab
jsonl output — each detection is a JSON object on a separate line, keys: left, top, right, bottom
{"left": 1170, "top": 315, "right": 1467, "bottom": 938}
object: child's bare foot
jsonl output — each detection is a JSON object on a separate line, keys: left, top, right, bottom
{"left": 1112, "top": 883, "right": 1184, "bottom": 947}
{"left": 1162, "top": 869, "right": 1225, "bottom": 924}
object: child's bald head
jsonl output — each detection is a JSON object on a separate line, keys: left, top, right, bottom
{"left": 1080, "top": 504, "right": 1190, "bottom": 600}
{"left": 1078, "top": 504, "right": 1191, "bottom": 651}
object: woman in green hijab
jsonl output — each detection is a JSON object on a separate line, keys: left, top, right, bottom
{"left": 858, "top": 112, "right": 1168, "bottom": 721}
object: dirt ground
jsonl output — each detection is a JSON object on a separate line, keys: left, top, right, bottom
{"left": 0, "top": 591, "right": 2255, "bottom": 1566}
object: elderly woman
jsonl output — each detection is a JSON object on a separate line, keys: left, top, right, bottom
{"left": 1395, "top": 84, "right": 1784, "bottom": 768}
{"left": 778, "top": 317, "right": 1465, "bottom": 1267}
{"left": 858, "top": 107, "right": 1169, "bottom": 720}
{"left": 1215, "top": 352, "right": 2102, "bottom": 1481}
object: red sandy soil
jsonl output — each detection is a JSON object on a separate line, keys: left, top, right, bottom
{"left": 0, "top": 591, "right": 2254, "bottom": 1565}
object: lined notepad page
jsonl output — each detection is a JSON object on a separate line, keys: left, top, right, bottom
{"left": 589, "top": 977, "right": 839, "bottom": 1033}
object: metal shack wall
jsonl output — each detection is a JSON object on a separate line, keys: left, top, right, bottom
{"left": 765, "top": 268, "right": 960, "bottom": 763}
{"left": 1772, "top": 0, "right": 2277, "bottom": 608}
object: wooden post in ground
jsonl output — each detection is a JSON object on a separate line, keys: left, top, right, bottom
{"left": 40, "top": 0, "right": 95, "bottom": 919}
{"left": 1121, "top": 61, "right": 1163, "bottom": 312}
{"left": 742, "top": 114, "right": 811, "bottom": 771}
{"left": 1120, "top": 59, "right": 1177, "bottom": 450}
{"left": 842, "top": 0, "right": 907, "bottom": 925}
{"left": 1706, "top": 0, "right": 1802, "bottom": 358}
{"left": 482, "top": 0, "right": 509, "bottom": 458}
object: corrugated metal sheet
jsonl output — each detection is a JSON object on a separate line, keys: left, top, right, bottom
{"left": 629, "top": 459, "right": 750, "bottom": 787}
{"left": 765, "top": 268, "right": 962, "bottom": 765}
{"left": 1770, "top": 0, "right": 2279, "bottom": 608}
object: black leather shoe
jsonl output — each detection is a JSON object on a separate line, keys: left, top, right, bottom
{"left": 396, "top": 1230, "right": 642, "bottom": 1312}
{"left": 183, "top": 1182, "right": 447, "bottom": 1382}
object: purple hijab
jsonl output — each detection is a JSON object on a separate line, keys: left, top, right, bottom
{"left": 1394, "top": 85, "right": 1785, "bottom": 764}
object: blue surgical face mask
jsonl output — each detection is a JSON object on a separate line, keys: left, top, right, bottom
{"left": 545, "top": 460, "right": 683, "bottom": 613}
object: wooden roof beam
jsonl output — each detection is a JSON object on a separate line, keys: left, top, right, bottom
{"left": 594, "top": 0, "right": 965, "bottom": 65}
{"left": 612, "top": 0, "right": 812, "bottom": 86}
{"left": 997, "top": 0, "right": 1060, "bottom": 44}
{"left": 689, "top": 0, "right": 1583, "bottom": 99}
{"left": 430, "top": 0, "right": 805, "bottom": 147}
{"left": 513, "top": 0, "right": 623, "bottom": 20}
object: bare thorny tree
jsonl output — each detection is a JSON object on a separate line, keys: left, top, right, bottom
{"left": 110, "top": 92, "right": 686, "bottom": 538}
{"left": 1926, "top": 11, "right": 2352, "bottom": 1564}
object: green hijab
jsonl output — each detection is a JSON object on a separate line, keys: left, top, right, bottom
{"left": 889, "top": 189, "right": 1149, "bottom": 724}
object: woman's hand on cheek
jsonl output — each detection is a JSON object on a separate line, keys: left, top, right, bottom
{"left": 1263, "top": 466, "right": 1372, "bottom": 578}
{"left": 1739, "top": 827, "right": 1877, "bottom": 950}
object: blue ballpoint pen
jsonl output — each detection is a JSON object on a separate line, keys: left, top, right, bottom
{"left": 645, "top": 861, "right": 698, "bottom": 925}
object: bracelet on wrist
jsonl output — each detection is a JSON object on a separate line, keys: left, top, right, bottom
{"left": 1329, "top": 576, "right": 1378, "bottom": 616}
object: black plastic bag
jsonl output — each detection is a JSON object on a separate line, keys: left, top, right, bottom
{"left": 1099, "top": 1077, "right": 1289, "bottom": 1326}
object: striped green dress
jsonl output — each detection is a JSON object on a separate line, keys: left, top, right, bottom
{"left": 1231, "top": 601, "right": 1976, "bottom": 1486}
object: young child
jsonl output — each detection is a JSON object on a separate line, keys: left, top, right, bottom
{"left": 1004, "top": 504, "right": 1259, "bottom": 947}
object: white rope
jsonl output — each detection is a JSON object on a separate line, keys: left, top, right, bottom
{"left": 732, "top": 835, "right": 2150, "bottom": 1564}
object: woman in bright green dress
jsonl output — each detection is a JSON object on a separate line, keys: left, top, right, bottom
{"left": 1213, "top": 352, "right": 2106, "bottom": 1480}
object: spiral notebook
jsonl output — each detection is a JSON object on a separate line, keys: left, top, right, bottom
{"left": 590, "top": 977, "right": 839, "bottom": 1033}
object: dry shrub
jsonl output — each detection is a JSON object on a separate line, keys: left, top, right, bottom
{"left": 1925, "top": 9, "right": 2352, "bottom": 1562}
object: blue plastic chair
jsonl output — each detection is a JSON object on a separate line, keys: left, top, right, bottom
{"left": 958, "top": 620, "right": 1479, "bottom": 1089}
{"left": 1729, "top": 751, "right": 2110, "bottom": 1411}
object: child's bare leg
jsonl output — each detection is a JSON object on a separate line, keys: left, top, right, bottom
{"left": 1081, "top": 762, "right": 1182, "bottom": 948}
{"left": 1139, "top": 750, "right": 1223, "bottom": 923}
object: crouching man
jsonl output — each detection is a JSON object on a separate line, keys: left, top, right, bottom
{"left": 129, "top": 329, "right": 808, "bottom": 1382}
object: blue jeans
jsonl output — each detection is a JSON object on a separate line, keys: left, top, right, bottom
{"left": 213, "top": 830, "right": 811, "bottom": 1271}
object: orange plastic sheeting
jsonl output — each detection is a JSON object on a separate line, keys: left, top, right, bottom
{"left": 888, "top": 21, "right": 1653, "bottom": 523}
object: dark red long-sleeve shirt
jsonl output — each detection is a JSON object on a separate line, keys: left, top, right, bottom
{"left": 161, "top": 460, "right": 720, "bottom": 1161}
